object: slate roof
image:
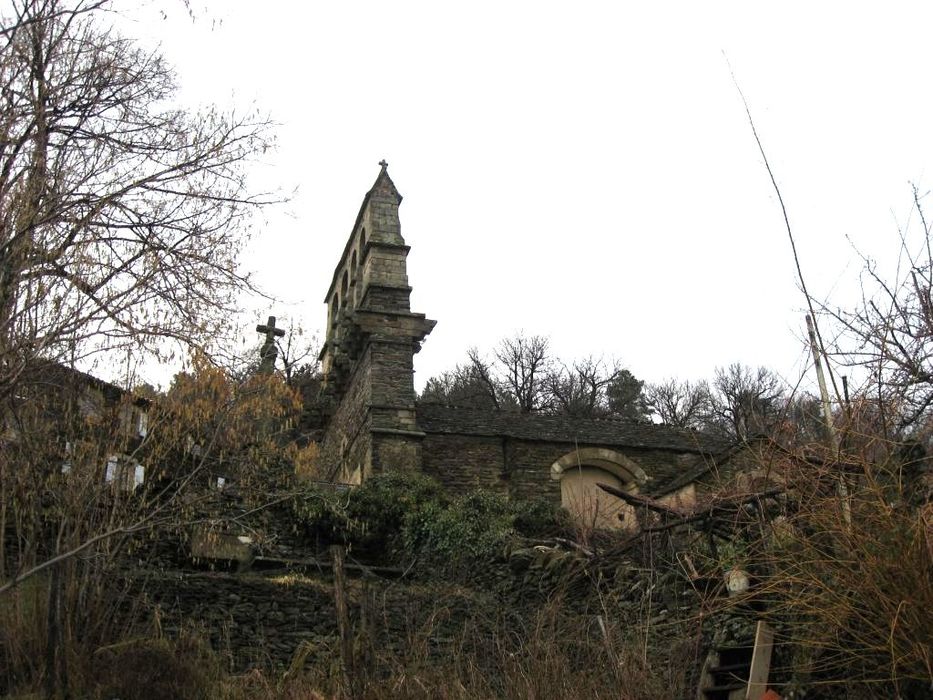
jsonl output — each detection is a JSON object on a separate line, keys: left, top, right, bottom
{"left": 25, "top": 359, "right": 150, "bottom": 406}
{"left": 416, "top": 403, "right": 732, "bottom": 455}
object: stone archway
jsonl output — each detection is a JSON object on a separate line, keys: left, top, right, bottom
{"left": 550, "top": 448, "right": 647, "bottom": 531}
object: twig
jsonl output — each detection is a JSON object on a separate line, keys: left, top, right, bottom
{"left": 725, "top": 54, "right": 843, "bottom": 407}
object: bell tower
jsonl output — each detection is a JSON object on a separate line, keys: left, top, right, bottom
{"left": 319, "top": 162, "right": 435, "bottom": 483}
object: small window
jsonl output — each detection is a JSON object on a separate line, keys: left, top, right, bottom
{"left": 216, "top": 476, "right": 226, "bottom": 489}
{"left": 61, "top": 440, "right": 73, "bottom": 474}
{"left": 137, "top": 410, "right": 148, "bottom": 438}
{"left": 105, "top": 456, "right": 119, "bottom": 482}
{"left": 105, "top": 455, "right": 144, "bottom": 491}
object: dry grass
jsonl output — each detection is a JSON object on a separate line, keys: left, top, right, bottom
{"left": 697, "top": 444, "right": 933, "bottom": 698}
{"left": 0, "top": 577, "right": 692, "bottom": 700}
{"left": 217, "top": 595, "right": 692, "bottom": 700}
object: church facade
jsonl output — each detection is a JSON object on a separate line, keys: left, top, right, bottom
{"left": 318, "top": 164, "right": 735, "bottom": 524}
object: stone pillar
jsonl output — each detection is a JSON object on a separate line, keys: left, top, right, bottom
{"left": 319, "top": 163, "right": 435, "bottom": 482}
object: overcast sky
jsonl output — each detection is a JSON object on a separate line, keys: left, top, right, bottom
{"left": 125, "top": 1, "right": 933, "bottom": 393}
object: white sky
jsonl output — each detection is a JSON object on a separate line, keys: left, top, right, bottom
{"left": 123, "top": 1, "right": 933, "bottom": 393}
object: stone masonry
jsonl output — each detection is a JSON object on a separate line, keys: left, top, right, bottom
{"left": 319, "top": 162, "right": 435, "bottom": 483}
{"left": 319, "top": 164, "right": 740, "bottom": 513}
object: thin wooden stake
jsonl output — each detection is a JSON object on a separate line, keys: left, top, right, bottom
{"left": 747, "top": 621, "right": 775, "bottom": 700}
{"left": 806, "top": 314, "right": 851, "bottom": 526}
{"left": 806, "top": 314, "right": 838, "bottom": 452}
{"left": 331, "top": 545, "right": 354, "bottom": 697}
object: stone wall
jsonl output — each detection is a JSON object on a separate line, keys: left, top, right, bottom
{"left": 130, "top": 541, "right": 715, "bottom": 681}
{"left": 422, "top": 434, "right": 507, "bottom": 493}
{"left": 371, "top": 433, "right": 422, "bottom": 473}
{"left": 360, "top": 284, "right": 412, "bottom": 314}
{"left": 416, "top": 404, "right": 732, "bottom": 500}
{"left": 318, "top": 166, "right": 435, "bottom": 481}
{"left": 368, "top": 342, "right": 417, "bottom": 417}
{"left": 420, "top": 429, "right": 706, "bottom": 504}
{"left": 320, "top": 348, "right": 372, "bottom": 483}
{"left": 134, "top": 570, "right": 496, "bottom": 671}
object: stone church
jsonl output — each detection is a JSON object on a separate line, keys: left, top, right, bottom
{"left": 318, "top": 163, "right": 736, "bottom": 526}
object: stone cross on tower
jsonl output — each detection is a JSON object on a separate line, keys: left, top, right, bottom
{"left": 256, "top": 315, "right": 285, "bottom": 374}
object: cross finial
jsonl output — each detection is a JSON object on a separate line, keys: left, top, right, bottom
{"left": 255, "top": 315, "right": 285, "bottom": 374}
{"left": 378, "top": 159, "right": 388, "bottom": 171}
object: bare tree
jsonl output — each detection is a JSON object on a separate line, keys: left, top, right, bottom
{"left": 423, "top": 339, "right": 652, "bottom": 420}
{"left": 546, "top": 356, "right": 621, "bottom": 418}
{"left": 493, "top": 332, "right": 551, "bottom": 413}
{"left": 780, "top": 392, "right": 830, "bottom": 446}
{"left": 0, "top": 3, "right": 283, "bottom": 688}
{"left": 708, "top": 363, "right": 785, "bottom": 440}
{"left": 421, "top": 358, "right": 502, "bottom": 410}
{"left": 0, "top": 0, "right": 275, "bottom": 403}
{"left": 275, "top": 322, "right": 320, "bottom": 387}
{"left": 465, "top": 347, "right": 506, "bottom": 409}
{"left": 826, "top": 186, "right": 933, "bottom": 437}
{"left": 421, "top": 334, "right": 550, "bottom": 412}
{"left": 645, "top": 378, "right": 710, "bottom": 429}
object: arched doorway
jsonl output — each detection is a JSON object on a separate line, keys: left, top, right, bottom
{"left": 550, "top": 448, "right": 647, "bottom": 531}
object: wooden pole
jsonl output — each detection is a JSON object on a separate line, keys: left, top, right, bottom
{"left": 330, "top": 544, "right": 354, "bottom": 698}
{"left": 806, "top": 314, "right": 851, "bottom": 526}
{"left": 806, "top": 314, "right": 838, "bottom": 452}
{"left": 44, "top": 562, "right": 67, "bottom": 697}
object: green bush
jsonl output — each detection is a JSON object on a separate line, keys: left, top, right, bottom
{"left": 511, "top": 497, "right": 571, "bottom": 538}
{"left": 402, "top": 490, "right": 515, "bottom": 571}
{"left": 346, "top": 471, "right": 446, "bottom": 553}
{"left": 290, "top": 473, "right": 572, "bottom": 575}
{"left": 289, "top": 472, "right": 447, "bottom": 556}
{"left": 288, "top": 487, "right": 351, "bottom": 544}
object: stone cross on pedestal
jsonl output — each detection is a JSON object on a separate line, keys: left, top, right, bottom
{"left": 256, "top": 315, "right": 285, "bottom": 374}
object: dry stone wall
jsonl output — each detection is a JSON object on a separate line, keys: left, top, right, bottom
{"left": 132, "top": 570, "right": 496, "bottom": 671}
{"left": 127, "top": 539, "right": 719, "bottom": 694}
{"left": 422, "top": 434, "right": 507, "bottom": 493}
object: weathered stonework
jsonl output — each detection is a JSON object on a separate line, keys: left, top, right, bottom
{"left": 319, "top": 165, "right": 738, "bottom": 520}
{"left": 319, "top": 164, "right": 435, "bottom": 481}
{"left": 416, "top": 404, "right": 730, "bottom": 504}
{"left": 135, "top": 570, "right": 497, "bottom": 671}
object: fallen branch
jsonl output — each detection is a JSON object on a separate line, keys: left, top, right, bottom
{"left": 596, "top": 483, "right": 686, "bottom": 518}
{"left": 597, "top": 482, "right": 785, "bottom": 536}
